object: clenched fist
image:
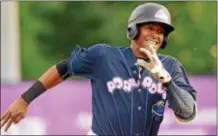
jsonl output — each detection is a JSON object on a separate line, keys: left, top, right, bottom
{"left": 1, "top": 97, "right": 28, "bottom": 132}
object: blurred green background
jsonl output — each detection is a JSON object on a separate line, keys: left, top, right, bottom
{"left": 19, "top": 1, "right": 217, "bottom": 80}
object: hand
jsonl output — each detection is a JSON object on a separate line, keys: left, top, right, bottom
{"left": 136, "top": 44, "right": 172, "bottom": 83}
{"left": 1, "top": 97, "right": 28, "bottom": 132}
{"left": 137, "top": 46, "right": 162, "bottom": 73}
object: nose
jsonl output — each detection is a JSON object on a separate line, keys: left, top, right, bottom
{"left": 147, "top": 35, "right": 157, "bottom": 40}
{"left": 150, "top": 30, "right": 159, "bottom": 35}
{"left": 146, "top": 35, "right": 160, "bottom": 43}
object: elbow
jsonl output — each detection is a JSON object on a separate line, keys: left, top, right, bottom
{"left": 175, "top": 102, "right": 197, "bottom": 123}
{"left": 175, "top": 111, "right": 196, "bottom": 123}
{"left": 183, "top": 105, "right": 194, "bottom": 118}
{"left": 176, "top": 110, "right": 195, "bottom": 122}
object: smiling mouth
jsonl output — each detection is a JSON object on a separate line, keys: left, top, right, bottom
{"left": 144, "top": 39, "right": 159, "bottom": 49}
{"left": 146, "top": 40, "right": 157, "bottom": 45}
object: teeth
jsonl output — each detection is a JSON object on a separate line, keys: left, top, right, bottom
{"left": 146, "top": 40, "right": 156, "bottom": 45}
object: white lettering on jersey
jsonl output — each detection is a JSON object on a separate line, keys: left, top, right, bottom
{"left": 123, "top": 80, "right": 132, "bottom": 92}
{"left": 106, "top": 76, "right": 167, "bottom": 99}
{"left": 107, "top": 81, "right": 116, "bottom": 93}
{"left": 113, "top": 77, "right": 123, "bottom": 89}
{"left": 142, "top": 76, "right": 152, "bottom": 88}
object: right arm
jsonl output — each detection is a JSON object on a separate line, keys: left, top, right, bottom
{"left": 0, "top": 44, "right": 103, "bottom": 132}
{"left": 0, "top": 59, "right": 71, "bottom": 132}
{"left": 21, "top": 59, "right": 72, "bottom": 104}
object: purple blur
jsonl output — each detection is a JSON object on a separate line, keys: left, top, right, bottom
{"left": 0, "top": 76, "right": 216, "bottom": 135}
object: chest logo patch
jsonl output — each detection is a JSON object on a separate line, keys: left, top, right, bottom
{"left": 152, "top": 100, "right": 165, "bottom": 116}
{"left": 152, "top": 100, "right": 165, "bottom": 121}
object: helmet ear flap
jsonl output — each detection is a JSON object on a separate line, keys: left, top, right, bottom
{"left": 127, "top": 24, "right": 139, "bottom": 40}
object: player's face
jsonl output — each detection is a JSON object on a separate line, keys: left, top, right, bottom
{"left": 132, "top": 23, "right": 165, "bottom": 58}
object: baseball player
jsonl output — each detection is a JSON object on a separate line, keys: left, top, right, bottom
{"left": 1, "top": 3, "right": 197, "bottom": 136}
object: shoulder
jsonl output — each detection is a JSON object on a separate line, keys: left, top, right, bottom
{"left": 87, "top": 43, "right": 108, "bottom": 51}
{"left": 158, "top": 54, "right": 185, "bottom": 72}
{"left": 158, "top": 54, "right": 181, "bottom": 65}
{"left": 92, "top": 43, "right": 125, "bottom": 56}
{"left": 89, "top": 43, "right": 114, "bottom": 50}
{"left": 78, "top": 43, "right": 113, "bottom": 56}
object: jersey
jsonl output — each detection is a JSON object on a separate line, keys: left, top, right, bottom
{"left": 66, "top": 43, "right": 196, "bottom": 136}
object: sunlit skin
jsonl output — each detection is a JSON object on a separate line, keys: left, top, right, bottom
{"left": 131, "top": 23, "right": 165, "bottom": 59}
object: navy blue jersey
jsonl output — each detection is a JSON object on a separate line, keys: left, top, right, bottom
{"left": 67, "top": 43, "right": 196, "bottom": 135}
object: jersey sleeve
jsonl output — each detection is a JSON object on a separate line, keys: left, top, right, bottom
{"left": 169, "top": 59, "right": 197, "bottom": 122}
{"left": 66, "top": 44, "right": 102, "bottom": 79}
{"left": 170, "top": 60, "right": 197, "bottom": 100}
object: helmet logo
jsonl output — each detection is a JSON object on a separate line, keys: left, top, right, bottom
{"left": 155, "top": 9, "right": 169, "bottom": 23}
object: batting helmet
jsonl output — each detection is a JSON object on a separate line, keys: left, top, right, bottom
{"left": 127, "top": 3, "right": 174, "bottom": 48}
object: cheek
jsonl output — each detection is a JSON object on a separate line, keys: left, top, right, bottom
{"left": 137, "top": 32, "right": 148, "bottom": 43}
{"left": 160, "top": 35, "right": 164, "bottom": 41}
{"left": 134, "top": 36, "right": 144, "bottom": 45}
{"left": 160, "top": 36, "right": 164, "bottom": 44}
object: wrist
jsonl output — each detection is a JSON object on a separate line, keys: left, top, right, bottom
{"left": 21, "top": 80, "right": 47, "bottom": 104}
{"left": 152, "top": 66, "right": 172, "bottom": 84}
{"left": 18, "top": 96, "right": 29, "bottom": 106}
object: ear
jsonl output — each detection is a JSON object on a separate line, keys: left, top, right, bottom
{"left": 160, "top": 35, "right": 168, "bottom": 49}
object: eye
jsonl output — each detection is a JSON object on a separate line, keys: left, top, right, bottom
{"left": 148, "top": 26, "right": 154, "bottom": 31}
{"left": 157, "top": 30, "right": 164, "bottom": 35}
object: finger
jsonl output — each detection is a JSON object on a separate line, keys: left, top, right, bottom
{"left": 137, "top": 59, "right": 150, "bottom": 68}
{"left": 11, "top": 114, "right": 19, "bottom": 123}
{"left": 143, "top": 40, "right": 155, "bottom": 54}
{"left": 140, "top": 48, "right": 152, "bottom": 59}
{"left": 4, "top": 118, "right": 13, "bottom": 132}
{"left": 1, "top": 112, "right": 11, "bottom": 128}
{"left": 147, "top": 43, "right": 156, "bottom": 54}
{"left": 0, "top": 111, "right": 8, "bottom": 122}
{"left": 14, "top": 115, "right": 24, "bottom": 124}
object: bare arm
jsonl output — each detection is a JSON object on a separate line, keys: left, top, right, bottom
{"left": 41, "top": 59, "right": 72, "bottom": 89}
{"left": 39, "top": 65, "right": 64, "bottom": 89}
{"left": 21, "top": 59, "right": 71, "bottom": 104}
{"left": 0, "top": 59, "right": 71, "bottom": 132}
{"left": 1, "top": 44, "right": 102, "bottom": 132}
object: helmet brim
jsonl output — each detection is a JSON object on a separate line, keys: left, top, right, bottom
{"left": 133, "top": 19, "right": 175, "bottom": 35}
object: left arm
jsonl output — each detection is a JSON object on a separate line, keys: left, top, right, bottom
{"left": 137, "top": 46, "right": 196, "bottom": 122}
{"left": 161, "top": 59, "right": 197, "bottom": 122}
{"left": 163, "top": 80, "right": 196, "bottom": 122}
